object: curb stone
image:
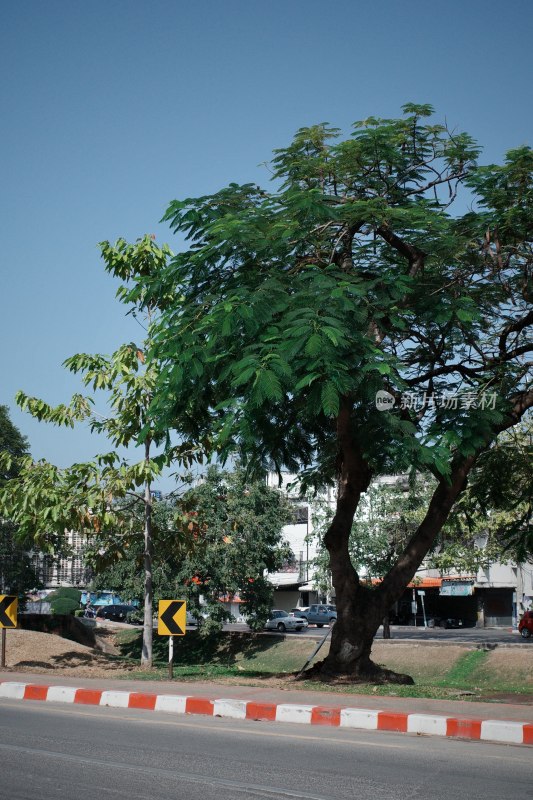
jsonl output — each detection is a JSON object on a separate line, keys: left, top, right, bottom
{"left": 2, "top": 680, "right": 532, "bottom": 746}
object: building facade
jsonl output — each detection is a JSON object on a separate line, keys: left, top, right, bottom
{"left": 267, "top": 471, "right": 533, "bottom": 627}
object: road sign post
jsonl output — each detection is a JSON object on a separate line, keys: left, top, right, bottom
{"left": 157, "top": 600, "right": 186, "bottom": 681}
{"left": 0, "top": 595, "right": 18, "bottom": 669}
{"left": 417, "top": 590, "right": 427, "bottom": 628}
{"left": 168, "top": 636, "right": 174, "bottom": 680}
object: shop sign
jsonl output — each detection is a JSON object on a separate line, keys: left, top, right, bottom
{"left": 440, "top": 580, "right": 473, "bottom": 597}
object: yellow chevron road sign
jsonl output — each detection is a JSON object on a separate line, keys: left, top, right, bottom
{"left": 0, "top": 595, "right": 18, "bottom": 628}
{"left": 158, "top": 600, "right": 186, "bottom": 636}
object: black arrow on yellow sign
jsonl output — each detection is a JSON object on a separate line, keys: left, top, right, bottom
{"left": 0, "top": 595, "right": 18, "bottom": 628}
{"left": 158, "top": 600, "right": 186, "bottom": 636}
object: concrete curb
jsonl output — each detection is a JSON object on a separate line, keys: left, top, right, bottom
{"left": 2, "top": 680, "right": 532, "bottom": 746}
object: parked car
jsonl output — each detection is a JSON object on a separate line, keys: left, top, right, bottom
{"left": 290, "top": 607, "right": 309, "bottom": 616}
{"left": 519, "top": 611, "right": 533, "bottom": 639}
{"left": 96, "top": 604, "right": 138, "bottom": 623}
{"left": 265, "top": 610, "right": 309, "bottom": 633}
{"left": 294, "top": 604, "right": 337, "bottom": 627}
{"left": 186, "top": 609, "right": 209, "bottom": 625}
{"left": 436, "top": 617, "right": 466, "bottom": 629}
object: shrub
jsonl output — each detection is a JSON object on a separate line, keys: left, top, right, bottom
{"left": 49, "top": 597, "right": 79, "bottom": 615}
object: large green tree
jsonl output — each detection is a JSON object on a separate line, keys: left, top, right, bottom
{"left": 51, "top": 107, "right": 533, "bottom": 680}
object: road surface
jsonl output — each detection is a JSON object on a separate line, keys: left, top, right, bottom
{"left": 1, "top": 699, "right": 531, "bottom": 799}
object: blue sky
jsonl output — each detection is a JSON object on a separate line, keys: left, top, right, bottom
{"left": 1, "top": 0, "right": 531, "bottom": 488}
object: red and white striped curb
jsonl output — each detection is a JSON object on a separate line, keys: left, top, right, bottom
{"left": 2, "top": 680, "right": 532, "bottom": 746}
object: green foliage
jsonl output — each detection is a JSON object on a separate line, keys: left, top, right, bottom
{"left": 46, "top": 587, "right": 82, "bottom": 603}
{"left": 49, "top": 597, "right": 79, "bottom": 615}
{"left": 440, "top": 421, "right": 532, "bottom": 561}
{"left": 92, "top": 466, "right": 292, "bottom": 633}
{"left": 0, "top": 406, "right": 42, "bottom": 595}
{"left": 0, "top": 519, "right": 42, "bottom": 596}
{"left": 46, "top": 588, "right": 82, "bottom": 617}
{"left": 0, "top": 405, "right": 29, "bottom": 480}
{"left": 88, "top": 495, "right": 192, "bottom": 599}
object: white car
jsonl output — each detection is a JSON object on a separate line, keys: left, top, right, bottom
{"left": 265, "top": 610, "right": 309, "bottom": 633}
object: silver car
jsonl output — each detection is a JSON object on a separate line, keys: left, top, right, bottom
{"left": 265, "top": 610, "right": 309, "bottom": 633}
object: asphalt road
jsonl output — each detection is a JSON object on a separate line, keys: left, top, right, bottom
{"left": 221, "top": 623, "right": 525, "bottom": 646}
{"left": 1, "top": 700, "right": 531, "bottom": 800}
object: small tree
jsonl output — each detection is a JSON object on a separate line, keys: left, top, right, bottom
{"left": 174, "top": 466, "right": 293, "bottom": 631}
{"left": 0, "top": 237, "right": 194, "bottom": 667}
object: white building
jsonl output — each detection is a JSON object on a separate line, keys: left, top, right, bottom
{"left": 29, "top": 530, "right": 89, "bottom": 589}
{"left": 266, "top": 472, "right": 334, "bottom": 610}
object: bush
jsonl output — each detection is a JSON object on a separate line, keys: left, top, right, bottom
{"left": 50, "top": 597, "right": 79, "bottom": 615}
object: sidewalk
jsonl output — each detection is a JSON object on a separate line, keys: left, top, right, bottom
{"left": 2, "top": 669, "right": 532, "bottom": 746}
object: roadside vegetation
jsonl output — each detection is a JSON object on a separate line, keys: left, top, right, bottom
{"left": 114, "top": 628, "right": 533, "bottom": 701}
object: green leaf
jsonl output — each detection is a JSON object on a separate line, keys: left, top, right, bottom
{"left": 321, "top": 382, "right": 340, "bottom": 417}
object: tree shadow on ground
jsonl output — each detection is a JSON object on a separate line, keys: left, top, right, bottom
{"left": 15, "top": 651, "right": 107, "bottom": 669}
{"left": 49, "top": 651, "right": 97, "bottom": 665}
{"left": 119, "top": 630, "right": 296, "bottom": 673}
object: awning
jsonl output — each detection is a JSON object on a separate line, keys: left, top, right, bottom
{"left": 369, "top": 577, "right": 443, "bottom": 588}
{"left": 408, "top": 577, "right": 443, "bottom": 588}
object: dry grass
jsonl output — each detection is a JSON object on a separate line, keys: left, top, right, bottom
{"left": 371, "top": 642, "right": 465, "bottom": 682}
{"left": 468, "top": 648, "right": 533, "bottom": 688}
{"left": 2, "top": 628, "right": 135, "bottom": 678}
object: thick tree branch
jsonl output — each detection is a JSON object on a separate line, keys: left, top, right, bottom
{"left": 499, "top": 309, "right": 533, "bottom": 356}
{"left": 376, "top": 225, "right": 426, "bottom": 277}
{"left": 324, "top": 397, "right": 372, "bottom": 592}
{"left": 378, "top": 389, "right": 533, "bottom": 610}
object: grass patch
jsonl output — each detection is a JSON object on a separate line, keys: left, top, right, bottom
{"left": 116, "top": 629, "right": 310, "bottom": 677}
{"left": 436, "top": 650, "right": 488, "bottom": 687}
{"left": 113, "top": 630, "right": 533, "bottom": 701}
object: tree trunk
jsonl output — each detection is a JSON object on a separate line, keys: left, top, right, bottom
{"left": 307, "top": 570, "right": 412, "bottom": 683}
{"left": 304, "top": 392, "right": 533, "bottom": 684}
{"left": 305, "top": 399, "right": 412, "bottom": 682}
{"left": 141, "top": 440, "right": 153, "bottom": 668}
